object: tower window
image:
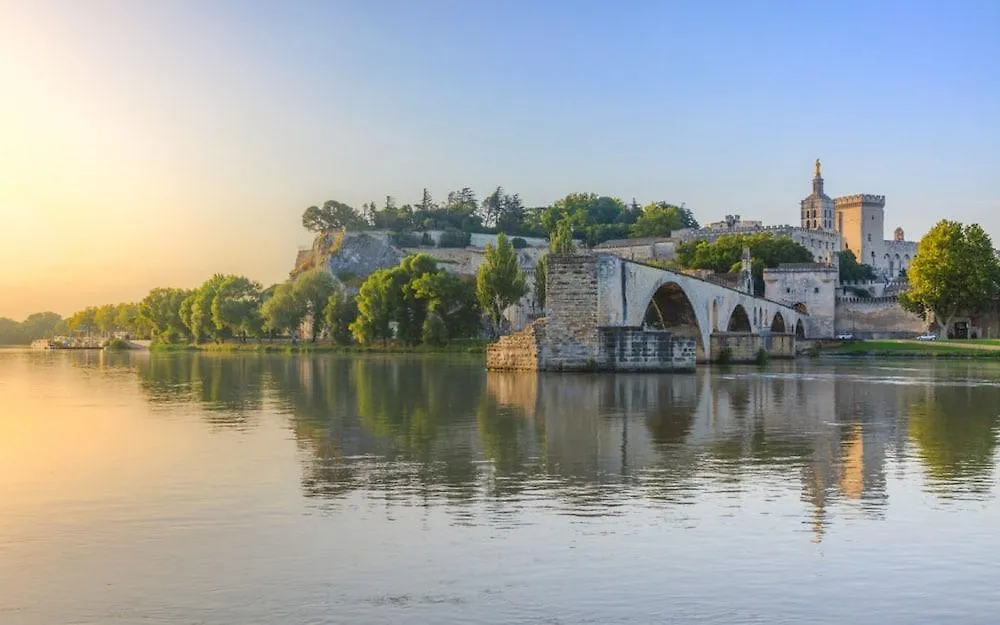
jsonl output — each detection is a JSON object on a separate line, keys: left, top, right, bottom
{"left": 868, "top": 233, "right": 871, "bottom": 242}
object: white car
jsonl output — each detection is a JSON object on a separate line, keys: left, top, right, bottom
{"left": 915, "top": 333, "right": 937, "bottom": 341}
{"left": 836, "top": 333, "right": 854, "bottom": 340}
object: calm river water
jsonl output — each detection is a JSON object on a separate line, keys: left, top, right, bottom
{"left": 2, "top": 349, "right": 1000, "bottom": 624}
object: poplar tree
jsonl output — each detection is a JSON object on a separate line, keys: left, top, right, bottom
{"left": 476, "top": 233, "right": 527, "bottom": 336}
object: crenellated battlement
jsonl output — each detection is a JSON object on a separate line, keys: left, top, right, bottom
{"left": 834, "top": 194, "right": 886, "bottom": 207}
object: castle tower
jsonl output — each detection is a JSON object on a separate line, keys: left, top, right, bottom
{"left": 834, "top": 193, "right": 885, "bottom": 268}
{"left": 800, "top": 159, "right": 835, "bottom": 231}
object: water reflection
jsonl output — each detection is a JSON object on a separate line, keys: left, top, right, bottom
{"left": 91, "top": 352, "right": 1000, "bottom": 533}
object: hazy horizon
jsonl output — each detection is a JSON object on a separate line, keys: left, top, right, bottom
{"left": 3, "top": 0, "right": 998, "bottom": 320}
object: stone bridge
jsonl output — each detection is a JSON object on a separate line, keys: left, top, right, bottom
{"left": 488, "top": 253, "right": 809, "bottom": 372}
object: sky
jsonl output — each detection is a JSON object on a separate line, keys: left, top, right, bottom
{"left": 1, "top": 0, "right": 998, "bottom": 320}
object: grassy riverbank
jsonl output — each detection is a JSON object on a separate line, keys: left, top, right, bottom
{"left": 821, "top": 339, "right": 1000, "bottom": 359}
{"left": 149, "top": 339, "right": 488, "bottom": 355}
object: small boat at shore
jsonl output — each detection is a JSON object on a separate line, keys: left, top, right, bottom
{"left": 30, "top": 337, "right": 104, "bottom": 350}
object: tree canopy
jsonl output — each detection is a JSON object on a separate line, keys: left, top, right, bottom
{"left": 302, "top": 200, "right": 366, "bottom": 233}
{"left": 898, "top": 220, "right": 1000, "bottom": 330}
{"left": 675, "top": 233, "right": 815, "bottom": 295}
{"left": 476, "top": 233, "right": 528, "bottom": 336}
{"left": 630, "top": 203, "right": 699, "bottom": 238}
{"left": 837, "top": 249, "right": 876, "bottom": 282}
{"left": 350, "top": 254, "right": 481, "bottom": 345}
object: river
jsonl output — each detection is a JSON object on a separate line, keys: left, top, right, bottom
{"left": 2, "top": 349, "right": 999, "bottom": 624}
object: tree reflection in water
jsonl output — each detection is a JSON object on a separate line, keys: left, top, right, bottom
{"left": 120, "top": 353, "right": 1000, "bottom": 525}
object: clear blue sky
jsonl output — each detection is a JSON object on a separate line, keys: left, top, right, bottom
{"left": 1, "top": 0, "right": 998, "bottom": 318}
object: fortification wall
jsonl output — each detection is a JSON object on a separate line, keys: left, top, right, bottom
{"left": 835, "top": 297, "right": 925, "bottom": 337}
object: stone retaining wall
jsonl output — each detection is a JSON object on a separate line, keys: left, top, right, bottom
{"left": 834, "top": 299, "right": 925, "bottom": 337}
{"left": 486, "top": 319, "right": 545, "bottom": 371}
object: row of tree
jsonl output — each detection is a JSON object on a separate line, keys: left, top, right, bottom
{"left": 0, "top": 312, "right": 63, "bottom": 345}
{"left": 36, "top": 234, "right": 532, "bottom": 348}
{"left": 302, "top": 189, "right": 700, "bottom": 246}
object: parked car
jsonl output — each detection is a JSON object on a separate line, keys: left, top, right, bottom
{"left": 835, "top": 333, "right": 855, "bottom": 341}
{"left": 915, "top": 333, "right": 937, "bottom": 341}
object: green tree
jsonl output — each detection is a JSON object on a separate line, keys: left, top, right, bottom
{"left": 323, "top": 286, "right": 358, "bottom": 345}
{"left": 292, "top": 268, "right": 339, "bottom": 341}
{"left": 20, "top": 311, "right": 62, "bottom": 341}
{"left": 899, "top": 220, "right": 1000, "bottom": 330}
{"left": 549, "top": 216, "right": 576, "bottom": 254}
{"left": 302, "top": 200, "right": 365, "bottom": 233}
{"left": 261, "top": 282, "right": 306, "bottom": 337}
{"left": 421, "top": 311, "right": 448, "bottom": 346}
{"left": 0, "top": 318, "right": 23, "bottom": 345}
{"left": 496, "top": 193, "right": 526, "bottom": 235}
{"left": 94, "top": 304, "right": 117, "bottom": 335}
{"left": 630, "top": 202, "right": 697, "bottom": 238}
{"left": 480, "top": 186, "right": 505, "bottom": 229}
{"left": 541, "top": 193, "right": 631, "bottom": 245}
{"left": 189, "top": 275, "right": 228, "bottom": 343}
{"left": 476, "top": 233, "right": 528, "bottom": 336}
{"left": 350, "top": 268, "right": 397, "bottom": 344}
{"left": 114, "top": 304, "right": 142, "bottom": 336}
{"left": 411, "top": 270, "right": 481, "bottom": 340}
{"left": 212, "top": 275, "right": 263, "bottom": 340}
{"left": 534, "top": 256, "right": 548, "bottom": 309}
{"left": 139, "top": 287, "right": 192, "bottom": 342}
{"left": 675, "top": 233, "right": 814, "bottom": 295}
{"left": 837, "top": 249, "right": 877, "bottom": 282}
{"left": 350, "top": 254, "right": 480, "bottom": 345}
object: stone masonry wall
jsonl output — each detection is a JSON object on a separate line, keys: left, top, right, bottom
{"left": 543, "top": 254, "right": 601, "bottom": 370}
{"left": 710, "top": 332, "right": 795, "bottom": 362}
{"left": 834, "top": 299, "right": 925, "bottom": 338}
{"left": 597, "top": 327, "right": 696, "bottom": 372}
{"left": 486, "top": 319, "right": 546, "bottom": 371}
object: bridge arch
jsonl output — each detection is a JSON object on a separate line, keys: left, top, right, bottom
{"left": 727, "top": 304, "right": 752, "bottom": 332}
{"left": 795, "top": 319, "right": 806, "bottom": 339}
{"left": 642, "top": 282, "right": 706, "bottom": 360}
{"left": 771, "top": 311, "right": 787, "bottom": 333}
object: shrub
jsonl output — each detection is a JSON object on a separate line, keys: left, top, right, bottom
{"left": 421, "top": 232, "right": 434, "bottom": 247}
{"left": 755, "top": 348, "right": 769, "bottom": 365}
{"left": 438, "top": 228, "right": 471, "bottom": 248}
{"left": 715, "top": 347, "right": 732, "bottom": 365}
{"left": 103, "top": 337, "right": 131, "bottom": 351}
{"left": 511, "top": 236, "right": 528, "bottom": 249}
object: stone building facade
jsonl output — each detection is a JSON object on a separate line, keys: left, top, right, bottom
{"left": 763, "top": 264, "right": 838, "bottom": 338}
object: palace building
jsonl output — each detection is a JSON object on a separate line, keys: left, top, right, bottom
{"left": 801, "top": 159, "right": 917, "bottom": 278}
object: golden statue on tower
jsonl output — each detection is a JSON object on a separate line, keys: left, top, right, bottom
{"left": 815, "top": 158, "right": 822, "bottom": 177}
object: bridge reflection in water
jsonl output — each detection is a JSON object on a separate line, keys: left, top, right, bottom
{"left": 105, "top": 352, "right": 1000, "bottom": 540}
